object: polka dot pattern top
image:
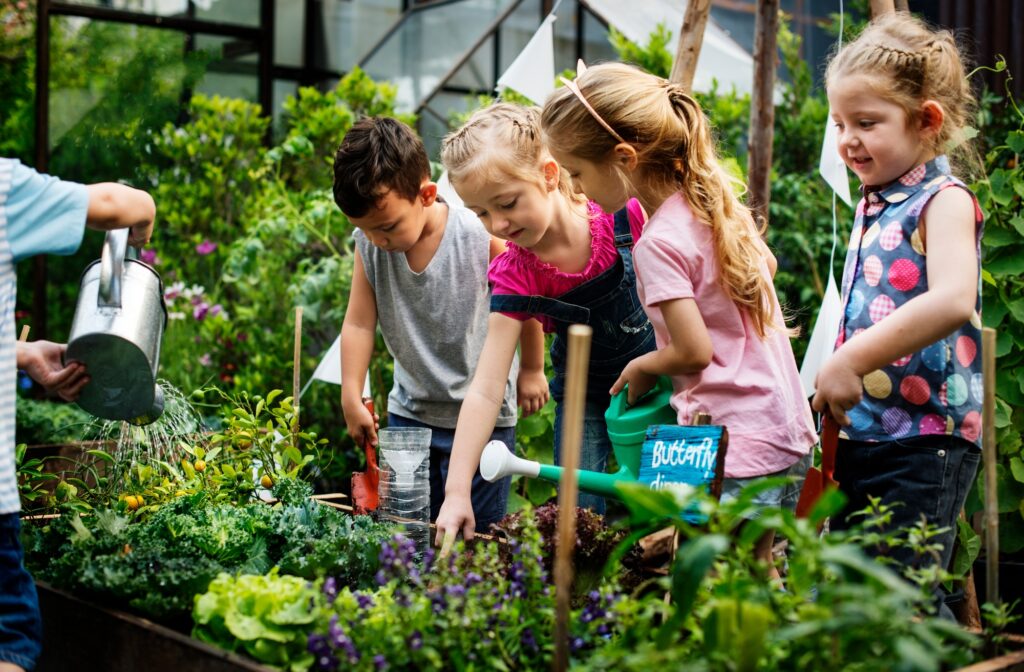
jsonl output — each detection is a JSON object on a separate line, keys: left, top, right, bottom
{"left": 836, "top": 155, "right": 984, "bottom": 446}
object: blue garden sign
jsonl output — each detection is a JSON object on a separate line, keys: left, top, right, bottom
{"left": 637, "top": 425, "right": 728, "bottom": 521}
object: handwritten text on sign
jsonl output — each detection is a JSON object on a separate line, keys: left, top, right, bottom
{"left": 637, "top": 425, "right": 723, "bottom": 493}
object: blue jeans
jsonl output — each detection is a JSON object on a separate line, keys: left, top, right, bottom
{"left": 830, "top": 434, "right": 981, "bottom": 573}
{"left": 554, "top": 399, "right": 612, "bottom": 515}
{"left": 0, "top": 514, "right": 41, "bottom": 670}
{"left": 388, "top": 414, "right": 515, "bottom": 532}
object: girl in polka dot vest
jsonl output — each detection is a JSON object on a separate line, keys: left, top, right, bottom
{"left": 813, "top": 13, "right": 984, "bottom": 584}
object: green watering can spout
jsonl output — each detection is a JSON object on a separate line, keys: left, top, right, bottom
{"left": 478, "top": 377, "right": 677, "bottom": 500}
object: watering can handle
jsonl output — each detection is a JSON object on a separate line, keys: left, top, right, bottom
{"left": 98, "top": 229, "right": 128, "bottom": 308}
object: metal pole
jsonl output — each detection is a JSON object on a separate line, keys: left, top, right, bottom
{"left": 33, "top": 0, "right": 51, "bottom": 342}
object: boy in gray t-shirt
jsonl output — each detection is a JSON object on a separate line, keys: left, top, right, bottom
{"left": 333, "top": 118, "right": 547, "bottom": 532}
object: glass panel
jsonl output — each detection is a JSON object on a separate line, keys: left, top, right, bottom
{"left": 55, "top": 0, "right": 189, "bottom": 17}
{"left": 47, "top": 19, "right": 220, "bottom": 182}
{"left": 580, "top": 7, "right": 616, "bottom": 66}
{"left": 194, "top": 33, "right": 259, "bottom": 101}
{"left": 496, "top": 0, "right": 542, "bottom": 78}
{"left": 274, "top": 0, "right": 305, "bottom": 67}
{"left": 360, "top": 0, "right": 518, "bottom": 114}
{"left": 446, "top": 34, "right": 494, "bottom": 91}
{"left": 272, "top": 79, "right": 299, "bottom": 125}
{"left": 322, "top": 0, "right": 405, "bottom": 72}
{"left": 194, "top": 0, "right": 260, "bottom": 28}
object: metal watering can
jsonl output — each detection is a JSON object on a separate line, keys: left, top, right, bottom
{"left": 65, "top": 229, "right": 167, "bottom": 425}
{"left": 479, "top": 376, "right": 678, "bottom": 499}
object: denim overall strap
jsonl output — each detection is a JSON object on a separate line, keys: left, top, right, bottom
{"left": 489, "top": 293, "right": 590, "bottom": 324}
{"left": 612, "top": 206, "right": 634, "bottom": 248}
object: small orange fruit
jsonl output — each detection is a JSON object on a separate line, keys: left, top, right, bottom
{"left": 194, "top": 460, "right": 207, "bottom": 473}
{"left": 260, "top": 475, "right": 274, "bottom": 489}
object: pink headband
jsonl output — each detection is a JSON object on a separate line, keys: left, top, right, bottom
{"left": 558, "top": 60, "right": 626, "bottom": 144}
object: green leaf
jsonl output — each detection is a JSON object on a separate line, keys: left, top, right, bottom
{"left": 983, "top": 292, "right": 1009, "bottom": 328}
{"left": 986, "top": 252, "right": 1024, "bottom": 276}
{"left": 1011, "top": 456, "right": 1024, "bottom": 483}
{"left": 1011, "top": 214, "right": 1024, "bottom": 237}
{"left": 984, "top": 226, "right": 1020, "bottom": 248}
{"left": 86, "top": 449, "right": 115, "bottom": 464}
{"left": 657, "top": 534, "right": 730, "bottom": 646}
{"left": 996, "top": 398, "right": 1013, "bottom": 428}
{"left": 1008, "top": 130, "right": 1024, "bottom": 154}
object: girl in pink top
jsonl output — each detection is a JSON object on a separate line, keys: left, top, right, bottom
{"left": 542, "top": 63, "right": 816, "bottom": 572}
{"left": 435, "top": 103, "right": 656, "bottom": 541}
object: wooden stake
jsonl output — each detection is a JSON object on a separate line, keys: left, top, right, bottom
{"left": 747, "top": 0, "right": 780, "bottom": 227}
{"left": 18, "top": 325, "right": 30, "bottom": 342}
{"left": 292, "top": 307, "right": 303, "bottom": 446}
{"left": 669, "top": 0, "right": 712, "bottom": 91}
{"left": 553, "top": 324, "right": 591, "bottom": 672}
{"left": 869, "top": 0, "right": 896, "bottom": 18}
{"left": 982, "top": 327, "right": 999, "bottom": 610}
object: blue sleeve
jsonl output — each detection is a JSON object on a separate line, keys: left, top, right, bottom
{"left": 7, "top": 160, "right": 88, "bottom": 262}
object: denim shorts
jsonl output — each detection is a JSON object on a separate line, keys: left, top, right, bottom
{"left": 0, "top": 513, "right": 41, "bottom": 670}
{"left": 829, "top": 434, "right": 981, "bottom": 571}
{"left": 387, "top": 414, "right": 515, "bottom": 532}
{"left": 554, "top": 399, "right": 613, "bottom": 515}
{"left": 720, "top": 451, "right": 812, "bottom": 514}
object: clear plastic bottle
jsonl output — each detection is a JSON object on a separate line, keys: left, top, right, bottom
{"left": 377, "top": 427, "right": 431, "bottom": 556}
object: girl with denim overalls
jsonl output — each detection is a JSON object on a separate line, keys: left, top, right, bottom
{"left": 434, "top": 103, "right": 655, "bottom": 540}
{"left": 811, "top": 14, "right": 983, "bottom": 591}
{"left": 541, "top": 63, "right": 816, "bottom": 574}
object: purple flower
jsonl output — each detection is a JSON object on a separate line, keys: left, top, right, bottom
{"left": 193, "top": 302, "right": 210, "bottom": 321}
{"left": 196, "top": 239, "right": 217, "bottom": 255}
{"left": 521, "top": 628, "right": 538, "bottom": 652}
{"left": 322, "top": 577, "right": 338, "bottom": 605}
{"left": 199, "top": 353, "right": 212, "bottom": 367}
{"left": 139, "top": 248, "right": 159, "bottom": 265}
{"left": 355, "top": 592, "right": 374, "bottom": 610}
{"left": 408, "top": 631, "right": 423, "bottom": 651}
{"left": 373, "top": 654, "right": 388, "bottom": 670}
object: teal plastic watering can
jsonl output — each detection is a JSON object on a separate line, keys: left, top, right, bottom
{"left": 479, "top": 377, "right": 677, "bottom": 499}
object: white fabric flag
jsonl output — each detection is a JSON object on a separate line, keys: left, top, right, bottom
{"left": 496, "top": 13, "right": 557, "bottom": 105}
{"left": 301, "top": 334, "right": 370, "bottom": 398}
{"left": 436, "top": 170, "right": 464, "bottom": 208}
{"left": 799, "top": 272, "right": 844, "bottom": 398}
{"left": 818, "top": 108, "right": 852, "bottom": 207}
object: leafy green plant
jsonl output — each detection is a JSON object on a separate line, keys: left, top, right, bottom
{"left": 968, "top": 63, "right": 1024, "bottom": 554}
{"left": 22, "top": 493, "right": 394, "bottom": 624}
{"left": 584, "top": 483, "right": 979, "bottom": 671}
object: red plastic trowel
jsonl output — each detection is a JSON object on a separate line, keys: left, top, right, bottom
{"left": 351, "top": 373, "right": 380, "bottom": 514}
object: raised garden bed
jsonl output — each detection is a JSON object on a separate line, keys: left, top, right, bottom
{"left": 36, "top": 581, "right": 274, "bottom": 672}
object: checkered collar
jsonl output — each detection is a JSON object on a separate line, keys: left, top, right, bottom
{"left": 860, "top": 155, "right": 952, "bottom": 206}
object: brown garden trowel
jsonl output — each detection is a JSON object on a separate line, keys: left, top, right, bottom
{"left": 352, "top": 373, "right": 380, "bottom": 515}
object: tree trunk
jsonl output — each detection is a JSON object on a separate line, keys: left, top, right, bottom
{"left": 747, "top": 0, "right": 780, "bottom": 227}
{"left": 669, "top": 0, "right": 712, "bottom": 91}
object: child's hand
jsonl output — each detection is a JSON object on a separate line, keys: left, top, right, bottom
{"left": 517, "top": 367, "right": 549, "bottom": 417}
{"left": 811, "top": 353, "right": 863, "bottom": 426}
{"left": 342, "top": 399, "right": 379, "bottom": 447}
{"left": 435, "top": 493, "right": 476, "bottom": 543}
{"left": 609, "top": 357, "right": 658, "bottom": 405}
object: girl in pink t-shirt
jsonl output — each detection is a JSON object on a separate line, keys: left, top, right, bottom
{"left": 434, "top": 102, "right": 655, "bottom": 541}
{"left": 542, "top": 63, "right": 816, "bottom": 571}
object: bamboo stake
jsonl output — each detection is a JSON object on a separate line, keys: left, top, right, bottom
{"left": 553, "top": 324, "right": 592, "bottom": 672}
{"left": 292, "top": 307, "right": 303, "bottom": 447}
{"left": 869, "top": 0, "right": 896, "bottom": 18}
{"left": 982, "top": 327, "right": 998, "bottom": 612}
{"left": 18, "top": 325, "right": 30, "bottom": 342}
{"left": 669, "top": 0, "right": 712, "bottom": 91}
{"left": 747, "top": 0, "right": 780, "bottom": 226}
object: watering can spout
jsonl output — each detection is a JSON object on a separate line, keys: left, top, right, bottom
{"left": 479, "top": 441, "right": 635, "bottom": 499}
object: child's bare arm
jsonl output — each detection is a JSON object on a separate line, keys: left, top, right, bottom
{"left": 85, "top": 183, "right": 156, "bottom": 246}
{"left": 812, "top": 187, "right": 977, "bottom": 424}
{"left": 340, "top": 250, "right": 380, "bottom": 446}
{"left": 517, "top": 317, "right": 548, "bottom": 417}
{"left": 436, "top": 313, "right": 522, "bottom": 542}
{"left": 610, "top": 298, "right": 712, "bottom": 404}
